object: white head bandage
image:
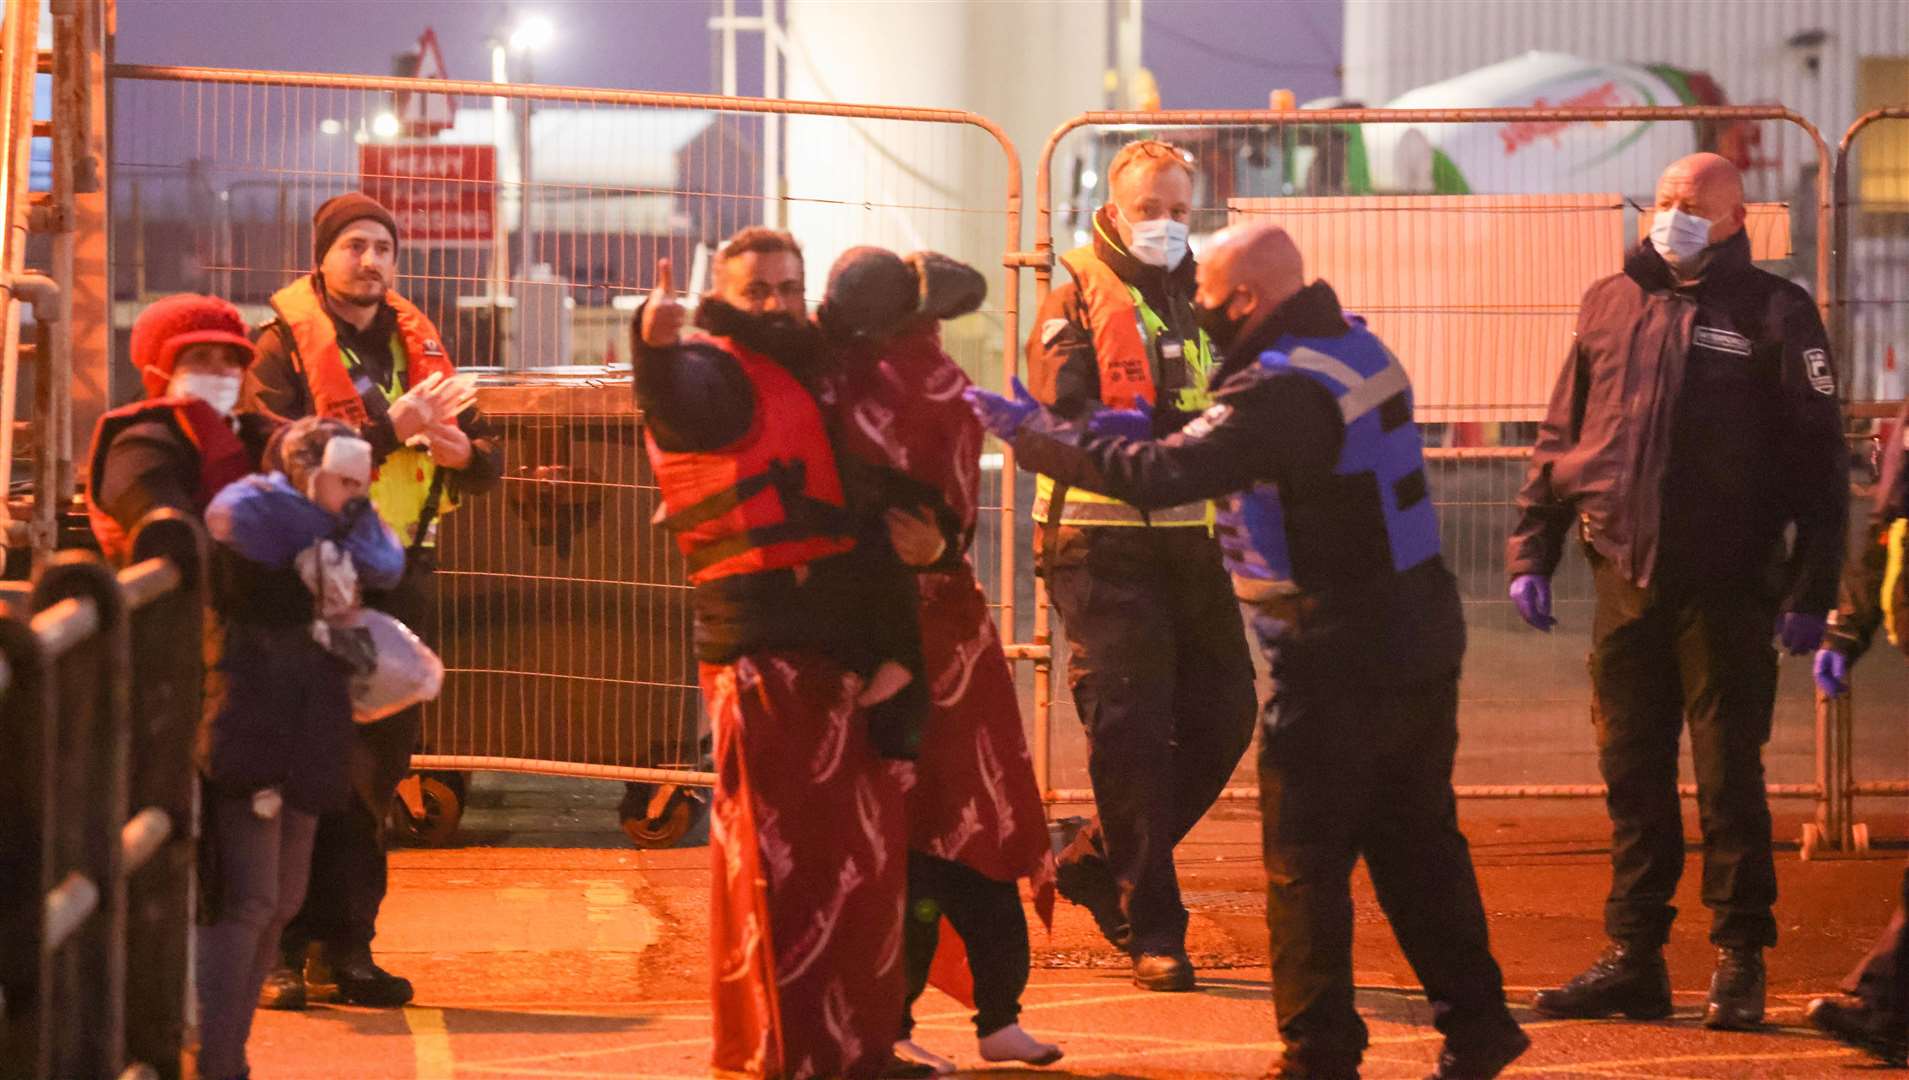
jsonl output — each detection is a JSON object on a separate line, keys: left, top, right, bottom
{"left": 319, "top": 435, "right": 374, "bottom": 486}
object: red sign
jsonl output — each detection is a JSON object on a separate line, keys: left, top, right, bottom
{"left": 360, "top": 144, "right": 495, "bottom": 247}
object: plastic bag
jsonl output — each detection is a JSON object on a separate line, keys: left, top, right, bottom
{"left": 317, "top": 608, "right": 445, "bottom": 724}
{"left": 298, "top": 537, "right": 443, "bottom": 723}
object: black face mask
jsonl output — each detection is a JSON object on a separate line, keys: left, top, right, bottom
{"left": 1194, "top": 292, "right": 1249, "bottom": 352}
{"left": 695, "top": 299, "right": 829, "bottom": 381}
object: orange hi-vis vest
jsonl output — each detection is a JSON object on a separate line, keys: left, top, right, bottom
{"left": 84, "top": 396, "right": 253, "bottom": 564}
{"left": 269, "top": 276, "right": 461, "bottom": 546}
{"left": 1032, "top": 245, "right": 1214, "bottom": 527}
{"left": 646, "top": 335, "right": 857, "bottom": 585}
{"left": 268, "top": 276, "right": 456, "bottom": 427}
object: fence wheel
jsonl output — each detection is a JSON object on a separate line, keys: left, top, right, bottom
{"left": 619, "top": 783, "right": 706, "bottom": 849}
{"left": 387, "top": 772, "right": 465, "bottom": 847}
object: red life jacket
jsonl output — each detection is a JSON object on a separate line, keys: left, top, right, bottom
{"left": 645, "top": 335, "right": 856, "bottom": 584}
{"left": 84, "top": 397, "right": 253, "bottom": 564}
{"left": 267, "top": 275, "right": 456, "bottom": 428}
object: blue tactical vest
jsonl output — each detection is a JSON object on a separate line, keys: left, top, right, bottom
{"left": 1213, "top": 317, "right": 1441, "bottom": 605}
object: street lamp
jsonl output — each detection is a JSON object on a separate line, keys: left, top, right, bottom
{"left": 509, "top": 15, "right": 554, "bottom": 53}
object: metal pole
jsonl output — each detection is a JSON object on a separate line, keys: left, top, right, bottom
{"left": 0, "top": 0, "right": 44, "bottom": 520}
{"left": 761, "top": 0, "right": 782, "bottom": 230}
{"left": 720, "top": 0, "right": 738, "bottom": 98}
{"left": 488, "top": 39, "right": 510, "bottom": 365}
{"left": 515, "top": 51, "right": 533, "bottom": 371}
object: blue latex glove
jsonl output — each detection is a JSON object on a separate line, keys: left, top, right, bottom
{"left": 1508, "top": 574, "right": 1555, "bottom": 632}
{"left": 1776, "top": 612, "right": 1828, "bottom": 655}
{"left": 1813, "top": 648, "right": 1849, "bottom": 697}
{"left": 964, "top": 377, "right": 1041, "bottom": 440}
{"left": 1087, "top": 396, "right": 1154, "bottom": 440}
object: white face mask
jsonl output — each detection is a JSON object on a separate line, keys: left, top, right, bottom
{"left": 169, "top": 370, "right": 242, "bottom": 416}
{"left": 1119, "top": 208, "right": 1189, "bottom": 270}
{"left": 1649, "top": 207, "right": 1714, "bottom": 266}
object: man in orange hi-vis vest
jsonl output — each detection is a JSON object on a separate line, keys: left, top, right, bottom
{"left": 244, "top": 192, "right": 503, "bottom": 1012}
{"left": 1024, "top": 139, "right": 1257, "bottom": 992}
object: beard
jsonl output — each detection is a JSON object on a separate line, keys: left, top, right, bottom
{"left": 695, "top": 298, "right": 831, "bottom": 384}
{"left": 322, "top": 270, "right": 386, "bottom": 309}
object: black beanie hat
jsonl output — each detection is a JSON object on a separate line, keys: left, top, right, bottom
{"left": 312, "top": 192, "right": 399, "bottom": 266}
{"left": 818, "top": 246, "right": 920, "bottom": 344}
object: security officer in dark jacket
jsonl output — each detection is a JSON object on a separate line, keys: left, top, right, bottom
{"left": 1025, "top": 139, "right": 1256, "bottom": 991}
{"left": 972, "top": 224, "right": 1526, "bottom": 1080}
{"left": 1508, "top": 153, "right": 1848, "bottom": 1030}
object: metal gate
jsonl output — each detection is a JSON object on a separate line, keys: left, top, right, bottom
{"left": 1833, "top": 106, "right": 1909, "bottom": 827}
{"left": 1027, "top": 106, "right": 1846, "bottom": 829}
{"left": 106, "top": 65, "right": 1026, "bottom": 789}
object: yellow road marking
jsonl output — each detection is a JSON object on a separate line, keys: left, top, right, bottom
{"left": 457, "top": 1035, "right": 711, "bottom": 1071}
{"left": 403, "top": 1006, "right": 456, "bottom": 1080}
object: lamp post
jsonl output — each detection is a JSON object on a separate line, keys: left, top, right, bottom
{"left": 486, "top": 11, "right": 552, "bottom": 369}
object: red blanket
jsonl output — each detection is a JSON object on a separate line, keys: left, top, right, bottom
{"left": 704, "top": 651, "right": 908, "bottom": 1079}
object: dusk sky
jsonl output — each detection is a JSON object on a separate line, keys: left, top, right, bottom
{"left": 114, "top": 0, "right": 1345, "bottom": 110}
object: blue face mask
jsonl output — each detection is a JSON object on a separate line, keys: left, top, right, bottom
{"left": 1650, "top": 207, "right": 1714, "bottom": 266}
{"left": 1120, "top": 207, "right": 1190, "bottom": 270}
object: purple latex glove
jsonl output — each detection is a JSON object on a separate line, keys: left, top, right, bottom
{"left": 963, "top": 377, "right": 1040, "bottom": 440}
{"left": 1776, "top": 612, "right": 1828, "bottom": 655}
{"left": 1087, "top": 396, "right": 1154, "bottom": 441}
{"left": 1509, "top": 574, "right": 1556, "bottom": 632}
{"left": 1813, "top": 648, "right": 1849, "bottom": 697}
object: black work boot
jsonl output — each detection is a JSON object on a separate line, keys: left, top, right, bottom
{"left": 327, "top": 947, "right": 414, "bottom": 1007}
{"left": 256, "top": 962, "right": 306, "bottom": 1011}
{"left": 1131, "top": 949, "right": 1196, "bottom": 992}
{"left": 1532, "top": 941, "right": 1672, "bottom": 1020}
{"left": 1807, "top": 996, "right": 1908, "bottom": 1065}
{"left": 1426, "top": 1024, "right": 1530, "bottom": 1079}
{"left": 1703, "top": 946, "right": 1765, "bottom": 1030}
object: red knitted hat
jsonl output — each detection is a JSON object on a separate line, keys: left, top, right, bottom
{"left": 129, "top": 293, "right": 255, "bottom": 398}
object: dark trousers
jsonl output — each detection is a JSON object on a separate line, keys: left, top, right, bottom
{"left": 282, "top": 551, "right": 434, "bottom": 962}
{"left": 1043, "top": 524, "right": 1257, "bottom": 953}
{"left": 1842, "top": 866, "right": 1909, "bottom": 1022}
{"left": 195, "top": 795, "right": 317, "bottom": 1080}
{"left": 901, "top": 853, "right": 1029, "bottom": 1038}
{"left": 1589, "top": 556, "right": 1779, "bottom": 950}
{"left": 1259, "top": 670, "right": 1516, "bottom": 1072}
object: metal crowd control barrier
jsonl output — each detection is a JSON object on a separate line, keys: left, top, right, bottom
{"left": 1832, "top": 106, "right": 1909, "bottom": 846}
{"left": 1026, "top": 106, "right": 1845, "bottom": 840}
{"left": 0, "top": 511, "right": 206, "bottom": 1080}
{"left": 106, "top": 66, "right": 1026, "bottom": 823}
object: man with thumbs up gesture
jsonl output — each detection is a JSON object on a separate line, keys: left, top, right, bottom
{"left": 633, "top": 229, "right": 919, "bottom": 1080}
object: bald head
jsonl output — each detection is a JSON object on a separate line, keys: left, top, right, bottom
{"left": 1193, "top": 223, "right": 1306, "bottom": 348}
{"left": 1655, "top": 152, "right": 1746, "bottom": 246}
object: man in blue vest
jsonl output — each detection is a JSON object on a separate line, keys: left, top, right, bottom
{"left": 968, "top": 223, "right": 1525, "bottom": 1080}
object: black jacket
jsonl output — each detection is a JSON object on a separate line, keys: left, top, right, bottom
{"left": 92, "top": 413, "right": 276, "bottom": 535}
{"left": 1011, "top": 280, "right": 1466, "bottom": 684}
{"left": 1508, "top": 232, "right": 1847, "bottom": 614}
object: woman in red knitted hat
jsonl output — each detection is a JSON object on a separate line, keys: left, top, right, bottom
{"left": 83, "top": 293, "right": 278, "bottom": 563}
